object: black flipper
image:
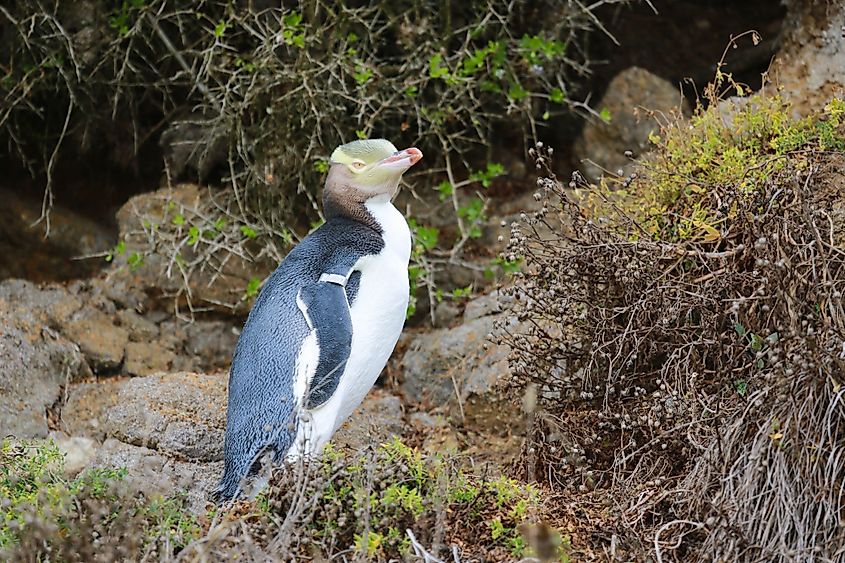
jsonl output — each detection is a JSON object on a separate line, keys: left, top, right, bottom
{"left": 299, "top": 277, "right": 353, "bottom": 409}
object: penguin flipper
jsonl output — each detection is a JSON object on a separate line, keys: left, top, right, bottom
{"left": 298, "top": 277, "right": 353, "bottom": 409}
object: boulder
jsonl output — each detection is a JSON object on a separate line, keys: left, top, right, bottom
{"left": 0, "top": 281, "right": 90, "bottom": 439}
{"left": 88, "top": 438, "right": 222, "bottom": 513}
{"left": 573, "top": 66, "right": 688, "bottom": 183}
{"left": 401, "top": 292, "right": 512, "bottom": 408}
{"left": 102, "top": 372, "right": 227, "bottom": 462}
{"left": 124, "top": 341, "right": 175, "bottom": 376}
{"left": 113, "top": 184, "right": 273, "bottom": 313}
{"left": 771, "top": 1, "right": 845, "bottom": 116}
{"left": 333, "top": 389, "right": 405, "bottom": 452}
{"left": 62, "top": 379, "right": 123, "bottom": 440}
{"left": 62, "top": 310, "right": 129, "bottom": 372}
{"left": 0, "top": 189, "right": 115, "bottom": 283}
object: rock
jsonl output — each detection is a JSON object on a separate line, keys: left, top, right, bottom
{"left": 401, "top": 298, "right": 511, "bottom": 408}
{"left": 102, "top": 372, "right": 227, "bottom": 462}
{"left": 771, "top": 1, "right": 845, "bottom": 116}
{"left": 0, "top": 189, "right": 115, "bottom": 283}
{"left": 51, "top": 433, "right": 98, "bottom": 476}
{"left": 113, "top": 184, "right": 273, "bottom": 313}
{"left": 573, "top": 66, "right": 688, "bottom": 183}
{"left": 63, "top": 311, "right": 129, "bottom": 372}
{"left": 124, "top": 341, "right": 175, "bottom": 376}
{"left": 184, "top": 320, "right": 239, "bottom": 370}
{"left": 334, "top": 390, "right": 405, "bottom": 452}
{"left": 62, "top": 379, "right": 123, "bottom": 440}
{"left": 0, "top": 281, "right": 90, "bottom": 439}
{"left": 0, "top": 278, "right": 83, "bottom": 326}
{"left": 463, "top": 289, "right": 505, "bottom": 321}
{"left": 116, "top": 309, "right": 159, "bottom": 342}
{"left": 409, "top": 411, "right": 459, "bottom": 454}
{"left": 88, "top": 438, "right": 222, "bottom": 513}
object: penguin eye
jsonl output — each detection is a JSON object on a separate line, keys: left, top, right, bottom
{"left": 350, "top": 161, "right": 366, "bottom": 171}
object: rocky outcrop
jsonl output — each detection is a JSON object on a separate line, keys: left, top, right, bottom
{"left": 0, "top": 282, "right": 89, "bottom": 438}
{"left": 55, "top": 369, "right": 406, "bottom": 509}
{"left": 103, "top": 372, "right": 227, "bottom": 462}
{"left": 401, "top": 290, "right": 512, "bottom": 409}
{"left": 113, "top": 184, "right": 273, "bottom": 314}
{"left": 0, "top": 189, "right": 115, "bottom": 283}
{"left": 771, "top": 1, "right": 845, "bottom": 116}
{"left": 573, "top": 66, "right": 689, "bottom": 184}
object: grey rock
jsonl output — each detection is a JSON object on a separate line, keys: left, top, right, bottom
{"left": 62, "top": 379, "right": 122, "bottom": 440}
{"left": 117, "top": 309, "right": 159, "bottom": 342}
{"left": 0, "top": 189, "right": 115, "bottom": 282}
{"left": 88, "top": 438, "right": 221, "bottom": 513}
{"left": 401, "top": 313, "right": 510, "bottom": 407}
{"left": 573, "top": 66, "right": 688, "bottom": 184}
{"left": 463, "top": 290, "right": 505, "bottom": 321}
{"left": 103, "top": 372, "right": 227, "bottom": 462}
{"left": 184, "top": 320, "right": 239, "bottom": 370}
{"left": 334, "top": 390, "right": 404, "bottom": 452}
{"left": 62, "top": 311, "right": 128, "bottom": 372}
{"left": 51, "top": 432, "right": 98, "bottom": 476}
{"left": 113, "top": 185, "right": 273, "bottom": 314}
{"left": 124, "top": 341, "right": 175, "bottom": 376}
{"left": 771, "top": 2, "right": 845, "bottom": 117}
{"left": 0, "top": 281, "right": 89, "bottom": 439}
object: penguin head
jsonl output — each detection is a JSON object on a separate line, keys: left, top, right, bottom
{"left": 325, "top": 139, "right": 422, "bottom": 208}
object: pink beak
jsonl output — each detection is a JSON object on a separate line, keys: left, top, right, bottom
{"left": 378, "top": 147, "right": 423, "bottom": 170}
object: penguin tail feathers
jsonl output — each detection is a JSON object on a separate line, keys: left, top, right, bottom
{"left": 211, "top": 474, "right": 242, "bottom": 504}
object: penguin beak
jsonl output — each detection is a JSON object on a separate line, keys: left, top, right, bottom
{"left": 377, "top": 147, "right": 423, "bottom": 171}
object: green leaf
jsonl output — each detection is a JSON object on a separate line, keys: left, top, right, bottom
{"left": 428, "top": 54, "right": 451, "bottom": 80}
{"left": 734, "top": 379, "right": 748, "bottom": 397}
{"left": 353, "top": 64, "right": 373, "bottom": 85}
{"left": 470, "top": 162, "right": 505, "bottom": 188}
{"left": 245, "top": 277, "right": 262, "bottom": 298}
{"left": 213, "top": 20, "right": 227, "bottom": 38}
{"left": 127, "top": 252, "right": 144, "bottom": 271}
{"left": 436, "top": 181, "right": 453, "bottom": 201}
{"left": 188, "top": 225, "right": 200, "bottom": 246}
{"left": 734, "top": 323, "right": 746, "bottom": 337}
{"left": 239, "top": 225, "right": 258, "bottom": 238}
{"left": 507, "top": 82, "right": 528, "bottom": 102}
{"left": 549, "top": 87, "right": 565, "bottom": 104}
{"left": 355, "top": 129, "right": 367, "bottom": 140}
{"left": 414, "top": 225, "right": 439, "bottom": 251}
{"left": 599, "top": 107, "right": 612, "bottom": 123}
{"left": 172, "top": 213, "right": 185, "bottom": 226}
{"left": 283, "top": 12, "right": 302, "bottom": 27}
{"left": 313, "top": 159, "right": 329, "bottom": 173}
{"left": 404, "top": 85, "right": 418, "bottom": 98}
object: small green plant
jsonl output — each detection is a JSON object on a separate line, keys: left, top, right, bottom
{"left": 1, "top": 439, "right": 200, "bottom": 555}
{"left": 216, "top": 437, "right": 552, "bottom": 560}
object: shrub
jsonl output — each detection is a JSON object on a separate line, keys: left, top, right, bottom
{"left": 187, "top": 438, "right": 567, "bottom": 561}
{"left": 0, "top": 439, "right": 200, "bottom": 561}
{"left": 0, "top": 0, "right": 630, "bottom": 313}
{"left": 500, "top": 88, "right": 845, "bottom": 560}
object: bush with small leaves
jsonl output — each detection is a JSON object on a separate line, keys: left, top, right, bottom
{"left": 500, "top": 84, "right": 845, "bottom": 561}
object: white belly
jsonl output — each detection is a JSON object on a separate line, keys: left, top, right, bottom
{"left": 288, "top": 199, "right": 410, "bottom": 458}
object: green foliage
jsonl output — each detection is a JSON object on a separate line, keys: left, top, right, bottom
{"left": 229, "top": 437, "right": 550, "bottom": 561}
{"left": 0, "top": 439, "right": 199, "bottom": 555}
{"left": 244, "top": 276, "right": 262, "bottom": 299}
{"left": 458, "top": 197, "right": 487, "bottom": 238}
{"left": 0, "top": 0, "right": 619, "bottom": 315}
{"left": 470, "top": 162, "right": 505, "bottom": 188}
{"left": 588, "top": 89, "right": 845, "bottom": 243}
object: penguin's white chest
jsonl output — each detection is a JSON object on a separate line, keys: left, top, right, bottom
{"left": 289, "top": 199, "right": 410, "bottom": 457}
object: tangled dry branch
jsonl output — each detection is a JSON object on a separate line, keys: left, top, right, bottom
{"left": 501, "top": 139, "right": 845, "bottom": 560}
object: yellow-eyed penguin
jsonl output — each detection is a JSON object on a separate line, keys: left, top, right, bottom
{"left": 215, "top": 139, "right": 422, "bottom": 501}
